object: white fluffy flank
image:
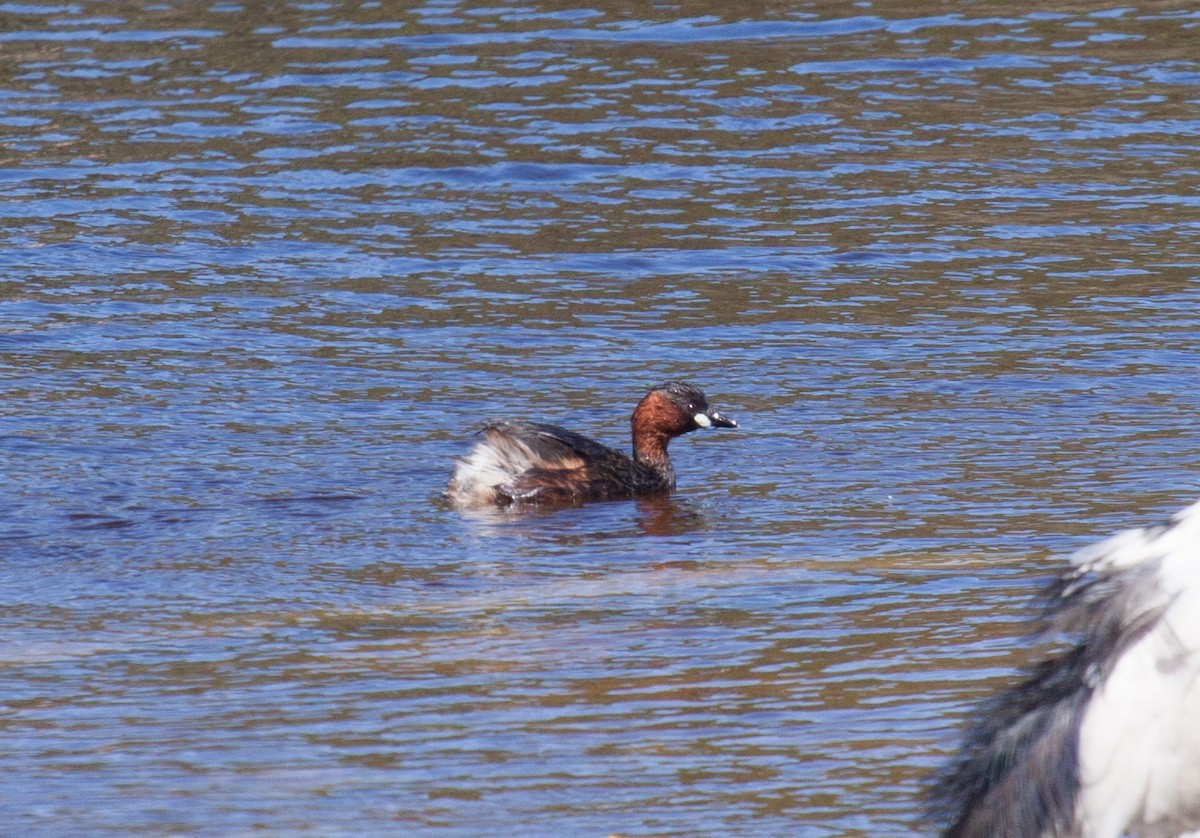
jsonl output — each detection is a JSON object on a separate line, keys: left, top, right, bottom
{"left": 445, "top": 431, "right": 540, "bottom": 507}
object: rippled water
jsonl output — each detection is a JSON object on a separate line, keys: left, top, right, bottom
{"left": 3, "top": 2, "right": 1199, "bottom": 835}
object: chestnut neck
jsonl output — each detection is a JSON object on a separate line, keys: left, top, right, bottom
{"left": 630, "top": 391, "right": 684, "bottom": 481}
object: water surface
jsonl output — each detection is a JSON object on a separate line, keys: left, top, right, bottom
{"left": 2, "top": 2, "right": 1200, "bottom": 835}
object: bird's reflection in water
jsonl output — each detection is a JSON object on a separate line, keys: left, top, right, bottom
{"left": 443, "top": 492, "right": 712, "bottom": 544}
{"left": 634, "top": 495, "right": 708, "bottom": 538}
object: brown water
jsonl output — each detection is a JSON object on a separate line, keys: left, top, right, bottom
{"left": 2, "top": 2, "right": 1199, "bottom": 835}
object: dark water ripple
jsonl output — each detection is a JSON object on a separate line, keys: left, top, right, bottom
{"left": 2, "top": 1, "right": 1199, "bottom": 836}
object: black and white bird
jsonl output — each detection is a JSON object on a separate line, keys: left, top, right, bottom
{"left": 931, "top": 500, "right": 1200, "bottom": 838}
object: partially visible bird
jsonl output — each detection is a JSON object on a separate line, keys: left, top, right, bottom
{"left": 931, "top": 500, "right": 1200, "bottom": 838}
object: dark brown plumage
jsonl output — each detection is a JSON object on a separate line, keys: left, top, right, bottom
{"left": 446, "top": 382, "right": 737, "bottom": 508}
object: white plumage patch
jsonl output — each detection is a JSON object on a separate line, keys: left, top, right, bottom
{"left": 1071, "top": 502, "right": 1200, "bottom": 577}
{"left": 1073, "top": 500, "right": 1200, "bottom": 838}
{"left": 445, "top": 434, "right": 535, "bottom": 506}
{"left": 445, "top": 448, "right": 501, "bottom": 505}
{"left": 445, "top": 426, "right": 585, "bottom": 507}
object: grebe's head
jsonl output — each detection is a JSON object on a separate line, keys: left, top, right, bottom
{"left": 634, "top": 381, "right": 737, "bottom": 439}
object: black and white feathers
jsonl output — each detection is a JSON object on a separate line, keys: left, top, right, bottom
{"left": 932, "top": 500, "right": 1200, "bottom": 838}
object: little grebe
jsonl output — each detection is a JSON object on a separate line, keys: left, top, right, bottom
{"left": 446, "top": 381, "right": 737, "bottom": 507}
